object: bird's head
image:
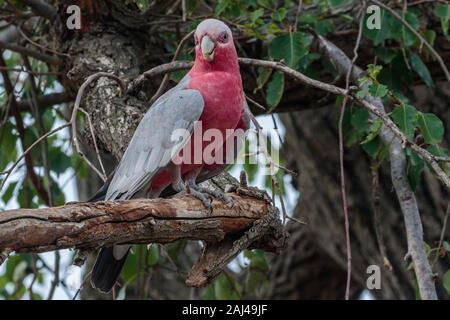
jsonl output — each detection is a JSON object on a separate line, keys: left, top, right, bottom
{"left": 193, "top": 19, "right": 237, "bottom": 70}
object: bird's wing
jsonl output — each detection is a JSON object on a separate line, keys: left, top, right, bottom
{"left": 105, "top": 76, "right": 204, "bottom": 200}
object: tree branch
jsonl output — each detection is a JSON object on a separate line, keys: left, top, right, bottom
{"left": 0, "top": 191, "right": 288, "bottom": 287}
{"left": 0, "top": 40, "right": 61, "bottom": 65}
{"left": 15, "top": 92, "right": 74, "bottom": 113}
{"left": 21, "top": 0, "right": 57, "bottom": 21}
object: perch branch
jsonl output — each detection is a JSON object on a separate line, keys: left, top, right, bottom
{"left": 0, "top": 192, "right": 288, "bottom": 286}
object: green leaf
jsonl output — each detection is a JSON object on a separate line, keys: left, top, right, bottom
{"left": 202, "top": 283, "right": 216, "bottom": 300}
{"left": 421, "top": 29, "right": 436, "bottom": 48}
{"left": 356, "top": 88, "right": 368, "bottom": 99}
{"left": 265, "top": 72, "right": 284, "bottom": 110}
{"left": 0, "top": 121, "right": 18, "bottom": 169}
{"left": 271, "top": 8, "right": 286, "bottom": 22}
{"left": 351, "top": 108, "right": 370, "bottom": 134}
{"left": 443, "top": 241, "right": 450, "bottom": 252}
{"left": 367, "top": 64, "right": 383, "bottom": 80}
{"left": 250, "top": 8, "right": 264, "bottom": 24}
{"left": 361, "top": 119, "right": 383, "bottom": 144}
{"left": 443, "top": 269, "right": 450, "bottom": 296}
{"left": 398, "top": 11, "right": 420, "bottom": 46}
{"left": 255, "top": 67, "right": 272, "bottom": 92}
{"left": 121, "top": 246, "right": 138, "bottom": 283}
{"left": 147, "top": 244, "right": 159, "bottom": 267}
{"left": 434, "top": 4, "right": 450, "bottom": 36}
{"left": 390, "top": 104, "right": 418, "bottom": 140}
{"left": 406, "top": 148, "right": 425, "bottom": 191}
{"left": 166, "top": 240, "right": 187, "bottom": 261}
{"left": 329, "top": 0, "right": 352, "bottom": 8}
{"left": 361, "top": 137, "right": 386, "bottom": 160}
{"left": 363, "top": 9, "right": 391, "bottom": 45}
{"left": 368, "top": 83, "right": 388, "bottom": 98}
{"left": 2, "top": 181, "right": 17, "bottom": 204}
{"left": 410, "top": 53, "right": 434, "bottom": 87}
{"left": 268, "top": 32, "right": 310, "bottom": 69}
{"left": 48, "top": 148, "right": 72, "bottom": 175}
{"left": 379, "top": 57, "right": 413, "bottom": 92}
{"left": 214, "top": 273, "right": 241, "bottom": 300}
{"left": 417, "top": 113, "right": 444, "bottom": 145}
{"left": 374, "top": 47, "right": 397, "bottom": 64}
{"left": 42, "top": 109, "right": 56, "bottom": 132}
{"left": 244, "top": 249, "right": 269, "bottom": 295}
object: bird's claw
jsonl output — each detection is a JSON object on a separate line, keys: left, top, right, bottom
{"left": 197, "top": 186, "right": 235, "bottom": 208}
{"left": 190, "top": 188, "right": 213, "bottom": 213}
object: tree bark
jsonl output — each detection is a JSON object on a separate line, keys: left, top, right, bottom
{"left": 0, "top": 193, "right": 271, "bottom": 253}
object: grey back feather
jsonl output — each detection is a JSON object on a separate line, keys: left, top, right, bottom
{"left": 105, "top": 76, "right": 204, "bottom": 200}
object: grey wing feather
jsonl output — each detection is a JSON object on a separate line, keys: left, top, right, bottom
{"left": 106, "top": 77, "right": 204, "bottom": 200}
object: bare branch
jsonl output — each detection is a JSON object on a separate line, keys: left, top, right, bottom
{"left": 15, "top": 92, "right": 73, "bottom": 113}
{"left": 21, "top": 0, "right": 57, "bottom": 21}
{"left": 0, "top": 40, "right": 61, "bottom": 65}
{"left": 338, "top": 4, "right": 365, "bottom": 299}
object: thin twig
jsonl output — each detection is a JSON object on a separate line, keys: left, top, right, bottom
{"left": 46, "top": 251, "right": 60, "bottom": 300}
{"left": 245, "top": 95, "right": 267, "bottom": 111}
{"left": 17, "top": 24, "right": 70, "bottom": 57}
{"left": 0, "top": 40, "right": 61, "bottom": 65}
{"left": 28, "top": 254, "right": 38, "bottom": 300}
{"left": 70, "top": 72, "right": 126, "bottom": 182}
{"left": 293, "top": 0, "right": 303, "bottom": 32}
{"left": 338, "top": 5, "right": 364, "bottom": 299}
{"left": 79, "top": 108, "right": 107, "bottom": 180}
{"left": 22, "top": 55, "right": 54, "bottom": 206}
{"left": 433, "top": 200, "right": 450, "bottom": 265}
{"left": 371, "top": 164, "right": 393, "bottom": 270}
{"left": 0, "top": 55, "right": 50, "bottom": 203}
{"left": 0, "top": 124, "right": 70, "bottom": 191}
{"left": 148, "top": 30, "right": 195, "bottom": 105}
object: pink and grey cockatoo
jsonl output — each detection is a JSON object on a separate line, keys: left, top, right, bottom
{"left": 90, "top": 19, "right": 250, "bottom": 293}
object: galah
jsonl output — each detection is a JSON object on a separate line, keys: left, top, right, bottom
{"left": 90, "top": 19, "right": 250, "bottom": 293}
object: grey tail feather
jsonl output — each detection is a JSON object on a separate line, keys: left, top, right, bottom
{"left": 90, "top": 247, "right": 129, "bottom": 293}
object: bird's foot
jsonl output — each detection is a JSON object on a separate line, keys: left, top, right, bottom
{"left": 195, "top": 185, "right": 234, "bottom": 208}
{"left": 185, "top": 182, "right": 213, "bottom": 212}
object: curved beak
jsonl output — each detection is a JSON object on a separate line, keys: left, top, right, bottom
{"left": 201, "top": 35, "right": 215, "bottom": 62}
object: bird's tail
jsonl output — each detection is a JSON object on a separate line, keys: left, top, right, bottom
{"left": 90, "top": 246, "right": 130, "bottom": 293}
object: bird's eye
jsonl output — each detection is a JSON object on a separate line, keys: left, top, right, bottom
{"left": 219, "top": 32, "right": 228, "bottom": 43}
